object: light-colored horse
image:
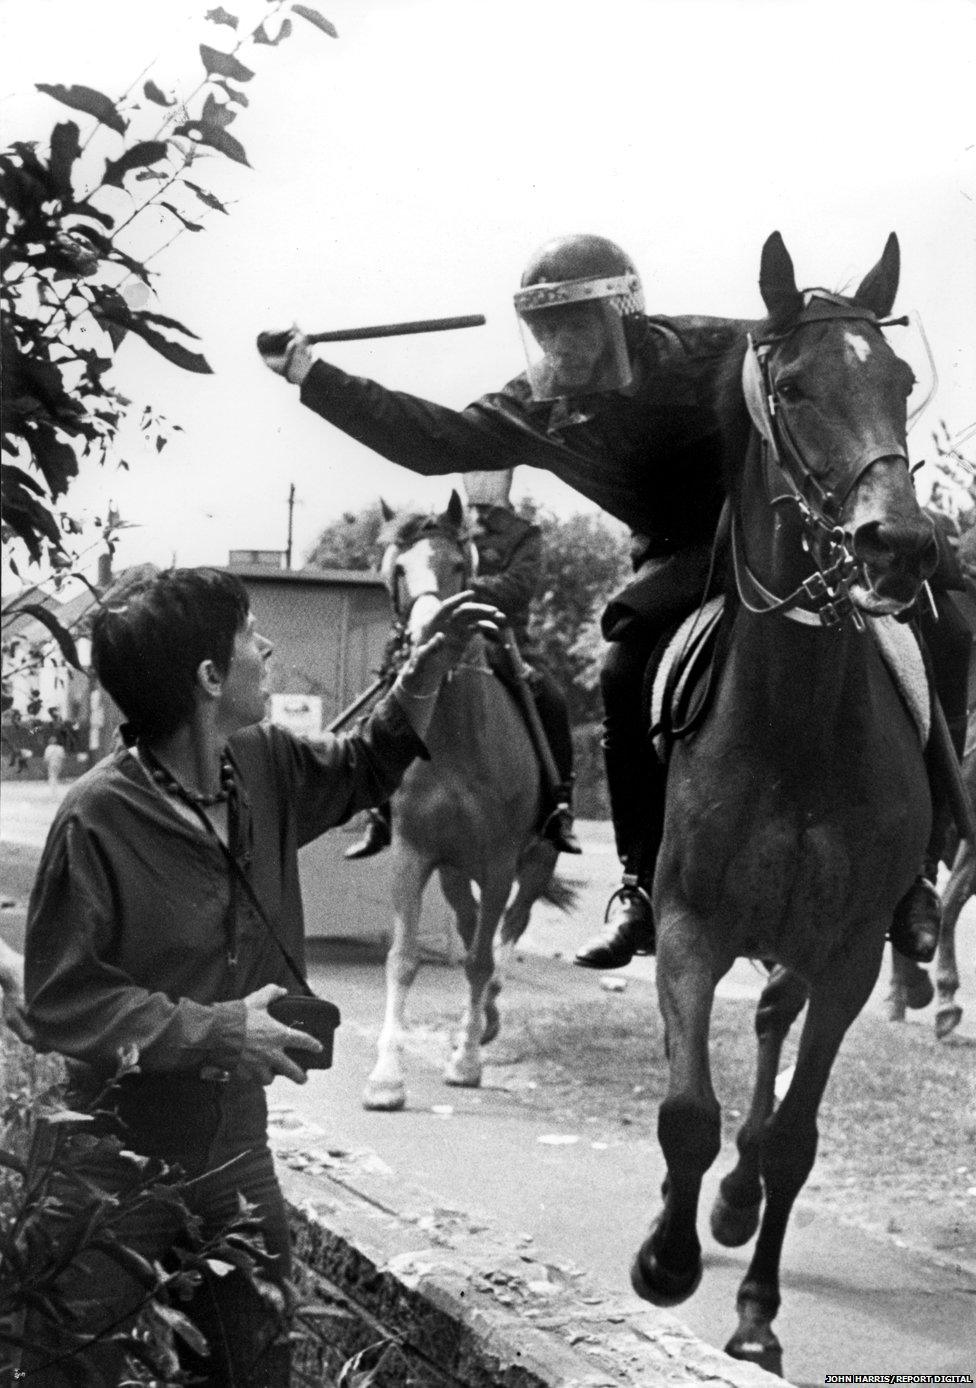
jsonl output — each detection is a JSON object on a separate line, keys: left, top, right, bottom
{"left": 887, "top": 700, "right": 975, "bottom": 1037}
{"left": 630, "top": 233, "right": 938, "bottom": 1376}
{"left": 363, "top": 493, "right": 559, "bottom": 1111}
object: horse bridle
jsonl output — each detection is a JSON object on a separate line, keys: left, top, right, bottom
{"left": 386, "top": 518, "right": 477, "bottom": 627}
{"left": 735, "top": 293, "right": 916, "bottom": 631}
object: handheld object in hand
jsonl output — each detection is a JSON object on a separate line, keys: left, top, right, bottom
{"left": 268, "top": 995, "right": 341, "bottom": 1070}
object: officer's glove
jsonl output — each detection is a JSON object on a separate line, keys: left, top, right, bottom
{"left": 258, "top": 327, "right": 313, "bottom": 385}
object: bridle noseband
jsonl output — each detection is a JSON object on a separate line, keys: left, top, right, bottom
{"left": 736, "top": 292, "right": 915, "bottom": 631}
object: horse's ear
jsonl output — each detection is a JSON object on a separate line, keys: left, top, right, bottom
{"left": 759, "top": 231, "right": 802, "bottom": 325}
{"left": 852, "top": 233, "right": 900, "bottom": 318}
{"left": 445, "top": 490, "right": 465, "bottom": 529}
{"left": 379, "top": 497, "right": 396, "bottom": 523}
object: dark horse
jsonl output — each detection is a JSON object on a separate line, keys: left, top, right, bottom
{"left": 630, "top": 233, "right": 938, "bottom": 1375}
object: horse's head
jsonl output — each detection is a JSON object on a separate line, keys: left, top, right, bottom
{"left": 379, "top": 490, "right": 478, "bottom": 638}
{"left": 742, "top": 231, "right": 937, "bottom": 616}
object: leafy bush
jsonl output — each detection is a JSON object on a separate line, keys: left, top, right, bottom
{"left": 0, "top": 1032, "right": 285, "bottom": 1385}
{"left": 1, "top": 1, "right": 337, "bottom": 579}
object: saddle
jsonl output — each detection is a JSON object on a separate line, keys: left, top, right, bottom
{"left": 647, "top": 597, "right": 727, "bottom": 764}
{"left": 646, "top": 599, "right": 930, "bottom": 766}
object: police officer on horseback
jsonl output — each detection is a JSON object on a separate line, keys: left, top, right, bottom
{"left": 261, "top": 233, "right": 966, "bottom": 968}
{"left": 345, "top": 468, "right": 581, "bottom": 859}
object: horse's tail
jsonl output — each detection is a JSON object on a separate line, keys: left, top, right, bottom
{"left": 542, "top": 872, "right": 578, "bottom": 914}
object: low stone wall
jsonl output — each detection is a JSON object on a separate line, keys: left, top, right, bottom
{"left": 271, "top": 1117, "right": 788, "bottom": 1388}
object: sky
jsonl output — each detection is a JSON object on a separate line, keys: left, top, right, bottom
{"left": 1, "top": 0, "right": 974, "bottom": 586}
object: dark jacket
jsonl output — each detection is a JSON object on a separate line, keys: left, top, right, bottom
{"left": 24, "top": 694, "right": 423, "bottom": 1083}
{"left": 300, "top": 315, "right": 752, "bottom": 559}
{"left": 470, "top": 506, "right": 542, "bottom": 647}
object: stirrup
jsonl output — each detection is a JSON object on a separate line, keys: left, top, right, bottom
{"left": 604, "top": 872, "right": 653, "bottom": 922}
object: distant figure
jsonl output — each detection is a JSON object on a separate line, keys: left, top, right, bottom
{"left": 42, "top": 727, "right": 66, "bottom": 793}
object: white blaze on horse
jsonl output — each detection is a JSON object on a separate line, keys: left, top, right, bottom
{"left": 631, "top": 233, "right": 939, "bottom": 1376}
{"left": 362, "top": 494, "right": 559, "bottom": 1111}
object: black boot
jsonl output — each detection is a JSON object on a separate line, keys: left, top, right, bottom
{"left": 574, "top": 873, "right": 654, "bottom": 968}
{"left": 889, "top": 868, "right": 941, "bottom": 964}
{"left": 345, "top": 805, "right": 391, "bottom": 860}
{"left": 541, "top": 781, "right": 582, "bottom": 854}
{"left": 541, "top": 803, "right": 582, "bottom": 854}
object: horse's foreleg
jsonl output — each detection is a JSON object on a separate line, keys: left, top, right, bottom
{"left": 725, "top": 929, "right": 884, "bottom": 1376}
{"left": 363, "top": 849, "right": 433, "bottom": 1112}
{"left": 711, "top": 964, "right": 808, "bottom": 1248}
{"left": 445, "top": 873, "right": 511, "bottom": 1088}
{"left": 632, "top": 917, "right": 731, "bottom": 1308}
{"left": 935, "top": 840, "right": 972, "bottom": 1039}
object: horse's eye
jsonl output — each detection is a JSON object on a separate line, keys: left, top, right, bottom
{"left": 775, "top": 378, "right": 804, "bottom": 403}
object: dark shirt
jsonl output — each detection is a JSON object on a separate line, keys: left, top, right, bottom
{"left": 299, "top": 315, "right": 753, "bottom": 557}
{"left": 470, "top": 506, "right": 542, "bottom": 646}
{"left": 24, "top": 693, "right": 423, "bottom": 1082}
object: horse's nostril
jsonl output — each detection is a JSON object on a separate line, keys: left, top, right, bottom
{"left": 852, "top": 519, "right": 938, "bottom": 569}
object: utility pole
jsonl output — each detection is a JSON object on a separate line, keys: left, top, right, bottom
{"left": 285, "top": 483, "right": 295, "bottom": 570}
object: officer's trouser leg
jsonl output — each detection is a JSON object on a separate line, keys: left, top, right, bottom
{"left": 575, "top": 626, "right": 661, "bottom": 968}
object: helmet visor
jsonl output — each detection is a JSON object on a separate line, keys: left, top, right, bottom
{"left": 517, "top": 299, "right": 632, "bottom": 401}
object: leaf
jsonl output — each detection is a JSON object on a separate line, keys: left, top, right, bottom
{"left": 153, "top": 1302, "right": 210, "bottom": 1356}
{"left": 201, "top": 92, "right": 237, "bottom": 129}
{"left": 120, "top": 310, "right": 213, "bottom": 374}
{"left": 213, "top": 79, "right": 249, "bottom": 108}
{"left": 101, "top": 141, "right": 168, "bottom": 189}
{"left": 174, "top": 118, "right": 249, "bottom": 168}
{"left": 71, "top": 198, "right": 115, "bottom": 229}
{"left": 291, "top": 5, "right": 338, "bottom": 38}
{"left": 198, "top": 44, "right": 254, "bottom": 82}
{"left": 35, "top": 84, "right": 127, "bottom": 137}
{"left": 205, "top": 1257, "right": 235, "bottom": 1277}
{"left": 10, "top": 605, "right": 83, "bottom": 670}
{"left": 206, "top": 6, "right": 239, "bottom": 27}
{"left": 0, "top": 1149, "right": 28, "bottom": 1176}
{"left": 48, "top": 121, "right": 81, "bottom": 199}
{"left": 254, "top": 16, "right": 293, "bottom": 45}
{"left": 137, "top": 309, "right": 202, "bottom": 339}
{"left": 160, "top": 201, "right": 203, "bottom": 232}
{"left": 143, "top": 79, "right": 175, "bottom": 107}
{"left": 184, "top": 178, "right": 229, "bottom": 214}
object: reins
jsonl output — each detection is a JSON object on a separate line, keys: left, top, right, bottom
{"left": 732, "top": 294, "right": 916, "bottom": 632}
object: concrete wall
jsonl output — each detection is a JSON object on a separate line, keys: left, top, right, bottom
{"left": 271, "top": 1117, "right": 788, "bottom": 1388}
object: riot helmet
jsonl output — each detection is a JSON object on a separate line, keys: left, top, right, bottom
{"left": 514, "top": 234, "right": 644, "bottom": 401}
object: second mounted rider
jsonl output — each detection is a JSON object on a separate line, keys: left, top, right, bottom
{"left": 346, "top": 469, "right": 581, "bottom": 860}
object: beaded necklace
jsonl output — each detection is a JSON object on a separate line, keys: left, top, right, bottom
{"left": 140, "top": 745, "right": 235, "bottom": 809}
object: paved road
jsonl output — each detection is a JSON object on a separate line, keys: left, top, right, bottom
{"left": 3, "top": 787, "right": 975, "bottom": 1385}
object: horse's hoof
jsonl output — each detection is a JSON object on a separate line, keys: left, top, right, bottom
{"left": 904, "top": 969, "right": 934, "bottom": 1011}
{"left": 710, "top": 1191, "right": 761, "bottom": 1248}
{"left": 362, "top": 1081, "right": 406, "bottom": 1111}
{"left": 725, "top": 1331, "right": 784, "bottom": 1378}
{"left": 630, "top": 1229, "right": 702, "bottom": 1307}
{"left": 935, "top": 1004, "right": 963, "bottom": 1040}
{"left": 444, "top": 1061, "right": 482, "bottom": 1088}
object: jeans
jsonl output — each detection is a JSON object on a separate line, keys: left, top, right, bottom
{"left": 19, "top": 1076, "right": 291, "bottom": 1387}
